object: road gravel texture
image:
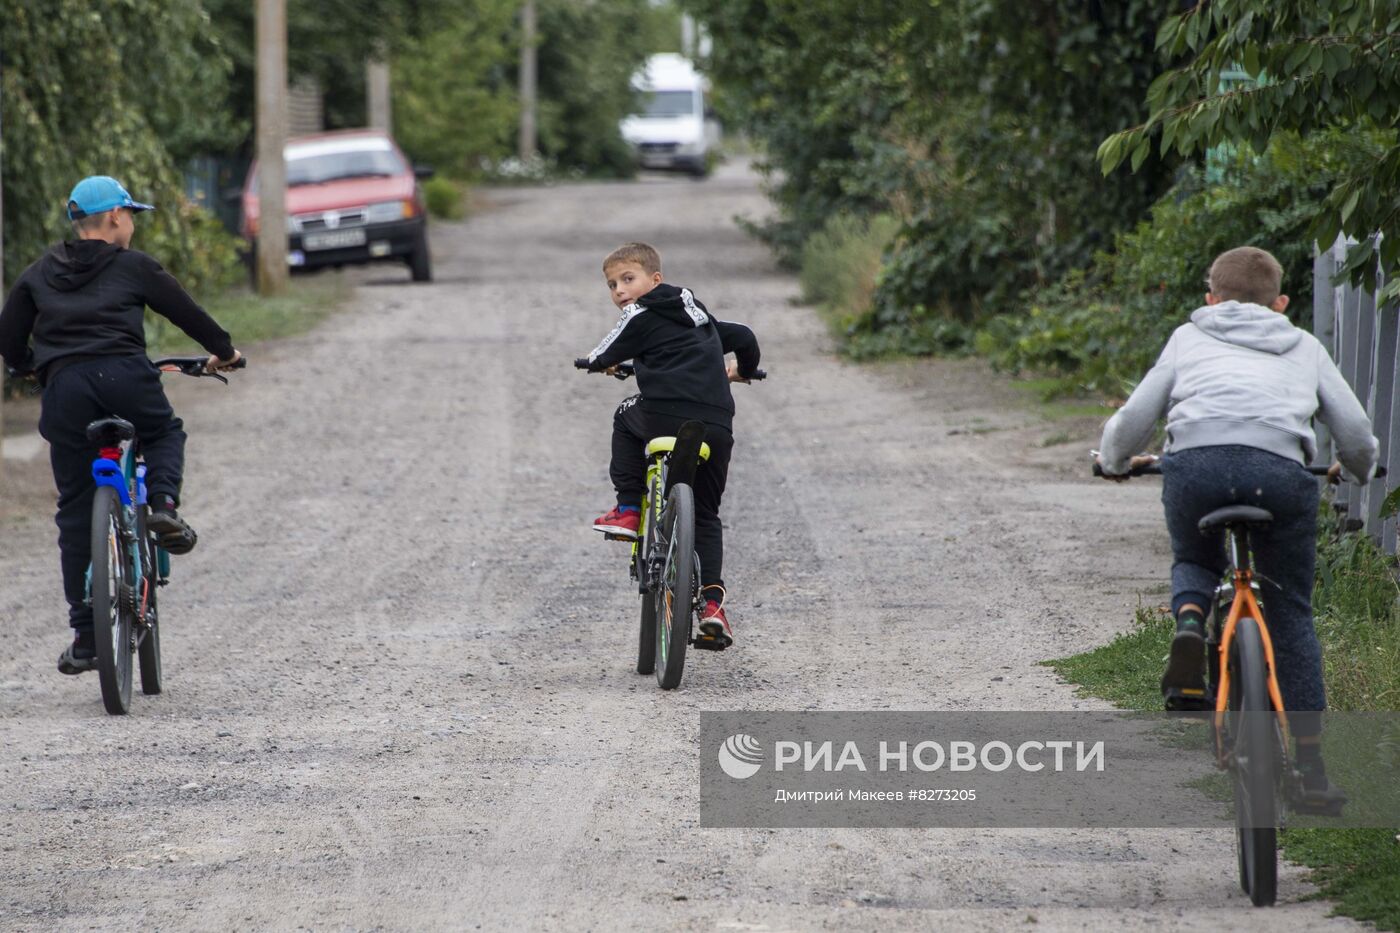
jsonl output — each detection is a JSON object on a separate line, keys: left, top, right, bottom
{"left": 0, "top": 162, "right": 1364, "bottom": 931}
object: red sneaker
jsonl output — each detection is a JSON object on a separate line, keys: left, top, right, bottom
{"left": 699, "top": 598, "right": 733, "bottom": 648}
{"left": 592, "top": 506, "right": 640, "bottom": 539}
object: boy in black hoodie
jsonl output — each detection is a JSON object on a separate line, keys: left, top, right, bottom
{"left": 0, "top": 176, "right": 241, "bottom": 674}
{"left": 582, "top": 242, "right": 760, "bottom": 647}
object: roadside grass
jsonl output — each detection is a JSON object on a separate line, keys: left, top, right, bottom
{"left": 798, "top": 213, "right": 901, "bottom": 344}
{"left": 1046, "top": 520, "right": 1400, "bottom": 930}
{"left": 145, "top": 273, "right": 352, "bottom": 356}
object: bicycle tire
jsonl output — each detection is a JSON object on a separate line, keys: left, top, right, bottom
{"left": 636, "top": 475, "right": 662, "bottom": 675}
{"left": 91, "top": 486, "right": 133, "bottom": 715}
{"left": 655, "top": 483, "right": 695, "bottom": 690}
{"left": 136, "top": 505, "right": 163, "bottom": 695}
{"left": 637, "top": 589, "right": 657, "bottom": 675}
{"left": 1228, "top": 615, "right": 1278, "bottom": 906}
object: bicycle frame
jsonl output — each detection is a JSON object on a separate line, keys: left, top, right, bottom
{"left": 630, "top": 437, "right": 711, "bottom": 592}
{"left": 1212, "top": 524, "right": 1291, "bottom": 766}
{"left": 87, "top": 441, "right": 164, "bottom": 624}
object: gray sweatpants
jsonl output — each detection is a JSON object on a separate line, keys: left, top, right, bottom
{"left": 1160, "top": 445, "right": 1324, "bottom": 732}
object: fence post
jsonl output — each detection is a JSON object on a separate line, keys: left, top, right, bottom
{"left": 1314, "top": 242, "right": 1340, "bottom": 463}
{"left": 1365, "top": 286, "right": 1396, "bottom": 541}
{"left": 1336, "top": 284, "right": 1362, "bottom": 522}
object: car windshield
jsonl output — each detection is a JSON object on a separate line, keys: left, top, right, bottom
{"left": 636, "top": 90, "right": 696, "bottom": 119}
{"left": 285, "top": 145, "right": 405, "bottom": 186}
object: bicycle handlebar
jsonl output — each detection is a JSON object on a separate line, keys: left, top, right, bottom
{"left": 1091, "top": 459, "right": 1386, "bottom": 480}
{"left": 573, "top": 358, "right": 767, "bottom": 381}
{"left": 151, "top": 355, "right": 247, "bottom": 385}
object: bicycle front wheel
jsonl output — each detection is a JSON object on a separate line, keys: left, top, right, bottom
{"left": 1228, "top": 615, "right": 1279, "bottom": 906}
{"left": 91, "top": 486, "right": 133, "bottom": 715}
{"left": 637, "top": 589, "right": 657, "bottom": 675}
{"left": 135, "top": 505, "right": 162, "bottom": 695}
{"left": 654, "top": 483, "right": 695, "bottom": 690}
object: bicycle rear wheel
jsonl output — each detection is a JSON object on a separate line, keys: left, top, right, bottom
{"left": 136, "top": 506, "right": 163, "bottom": 695}
{"left": 1228, "top": 615, "right": 1278, "bottom": 906}
{"left": 91, "top": 486, "right": 133, "bottom": 715}
{"left": 655, "top": 483, "right": 695, "bottom": 690}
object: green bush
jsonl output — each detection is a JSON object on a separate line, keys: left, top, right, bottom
{"left": 422, "top": 176, "right": 466, "bottom": 220}
{"left": 800, "top": 213, "right": 899, "bottom": 327}
{"left": 977, "top": 129, "right": 1392, "bottom": 399}
{"left": 797, "top": 211, "right": 972, "bottom": 358}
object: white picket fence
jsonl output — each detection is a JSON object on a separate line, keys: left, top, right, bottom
{"left": 1313, "top": 237, "right": 1399, "bottom": 552}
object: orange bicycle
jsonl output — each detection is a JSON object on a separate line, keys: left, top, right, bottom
{"left": 1094, "top": 456, "right": 1382, "bottom": 906}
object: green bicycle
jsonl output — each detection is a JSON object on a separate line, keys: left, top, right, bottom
{"left": 576, "top": 359, "right": 764, "bottom": 689}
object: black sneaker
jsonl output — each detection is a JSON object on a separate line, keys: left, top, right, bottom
{"left": 147, "top": 496, "right": 198, "bottom": 555}
{"left": 1162, "top": 614, "right": 1210, "bottom": 711}
{"left": 1293, "top": 758, "right": 1348, "bottom": 816}
{"left": 57, "top": 629, "right": 97, "bottom": 675}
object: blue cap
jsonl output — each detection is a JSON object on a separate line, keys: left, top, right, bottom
{"left": 66, "top": 176, "right": 155, "bottom": 220}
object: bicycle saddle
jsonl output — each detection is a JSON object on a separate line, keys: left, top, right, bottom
{"left": 1198, "top": 505, "right": 1273, "bottom": 534}
{"left": 645, "top": 435, "right": 712, "bottom": 462}
{"left": 85, "top": 417, "right": 135, "bottom": 447}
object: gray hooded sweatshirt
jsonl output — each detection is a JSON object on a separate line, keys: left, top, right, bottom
{"left": 1099, "top": 301, "right": 1378, "bottom": 478}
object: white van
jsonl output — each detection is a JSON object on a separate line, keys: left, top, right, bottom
{"left": 620, "top": 54, "right": 714, "bottom": 177}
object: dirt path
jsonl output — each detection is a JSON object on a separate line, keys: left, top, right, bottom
{"left": 0, "top": 163, "right": 1360, "bottom": 931}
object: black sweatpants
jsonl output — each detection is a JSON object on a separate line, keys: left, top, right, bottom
{"left": 38, "top": 356, "right": 185, "bottom": 630}
{"left": 610, "top": 394, "right": 734, "bottom": 592}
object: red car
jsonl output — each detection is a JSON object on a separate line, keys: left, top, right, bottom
{"left": 241, "top": 129, "right": 433, "bottom": 281}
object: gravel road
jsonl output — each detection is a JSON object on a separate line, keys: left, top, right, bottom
{"left": 0, "top": 162, "right": 1363, "bottom": 931}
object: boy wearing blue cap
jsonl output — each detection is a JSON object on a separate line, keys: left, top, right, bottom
{"left": 0, "top": 176, "right": 242, "bottom": 674}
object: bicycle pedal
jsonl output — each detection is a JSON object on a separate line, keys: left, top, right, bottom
{"left": 602, "top": 533, "right": 635, "bottom": 543}
{"left": 692, "top": 635, "right": 729, "bottom": 652}
{"left": 1163, "top": 687, "right": 1214, "bottom": 712}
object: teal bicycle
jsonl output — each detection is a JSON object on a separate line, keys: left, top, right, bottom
{"left": 86, "top": 355, "right": 245, "bottom": 714}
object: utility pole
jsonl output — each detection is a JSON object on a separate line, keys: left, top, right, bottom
{"left": 0, "top": 55, "right": 6, "bottom": 478}
{"left": 518, "top": 0, "right": 537, "bottom": 160}
{"left": 255, "top": 0, "right": 289, "bottom": 295}
{"left": 0, "top": 47, "right": 7, "bottom": 467}
{"left": 367, "top": 58, "right": 392, "bottom": 131}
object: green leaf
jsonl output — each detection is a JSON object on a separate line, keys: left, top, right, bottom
{"left": 1379, "top": 485, "right": 1400, "bottom": 521}
{"left": 1130, "top": 137, "right": 1151, "bottom": 172}
{"left": 1243, "top": 42, "right": 1260, "bottom": 77}
{"left": 1342, "top": 188, "right": 1362, "bottom": 222}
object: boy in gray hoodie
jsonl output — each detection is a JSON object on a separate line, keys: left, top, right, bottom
{"left": 1097, "top": 246, "right": 1377, "bottom": 801}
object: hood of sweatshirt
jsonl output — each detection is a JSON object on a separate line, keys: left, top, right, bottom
{"left": 1189, "top": 300, "right": 1304, "bottom": 355}
{"left": 41, "top": 239, "right": 124, "bottom": 293}
{"left": 634, "top": 283, "right": 710, "bottom": 328}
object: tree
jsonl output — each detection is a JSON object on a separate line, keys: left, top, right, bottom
{"left": 1099, "top": 1, "right": 1400, "bottom": 297}
{"left": 391, "top": 0, "right": 518, "bottom": 176}
{"left": 1, "top": 0, "right": 239, "bottom": 290}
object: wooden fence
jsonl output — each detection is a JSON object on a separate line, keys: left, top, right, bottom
{"left": 1313, "top": 237, "right": 1399, "bottom": 552}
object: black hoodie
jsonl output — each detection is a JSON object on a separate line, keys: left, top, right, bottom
{"left": 586, "top": 283, "right": 760, "bottom": 431}
{"left": 0, "top": 239, "right": 234, "bottom": 382}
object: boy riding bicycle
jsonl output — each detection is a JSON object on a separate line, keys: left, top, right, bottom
{"left": 1096, "top": 246, "right": 1377, "bottom": 800}
{"left": 0, "top": 176, "right": 242, "bottom": 674}
{"left": 582, "top": 242, "right": 761, "bottom": 648}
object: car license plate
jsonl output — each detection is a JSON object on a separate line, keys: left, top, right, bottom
{"left": 303, "top": 228, "right": 366, "bottom": 251}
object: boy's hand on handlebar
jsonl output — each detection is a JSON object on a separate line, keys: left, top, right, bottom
{"left": 1097, "top": 453, "right": 1157, "bottom": 481}
{"left": 207, "top": 349, "right": 242, "bottom": 373}
{"left": 1327, "top": 461, "right": 1344, "bottom": 485}
{"left": 726, "top": 360, "right": 749, "bottom": 384}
